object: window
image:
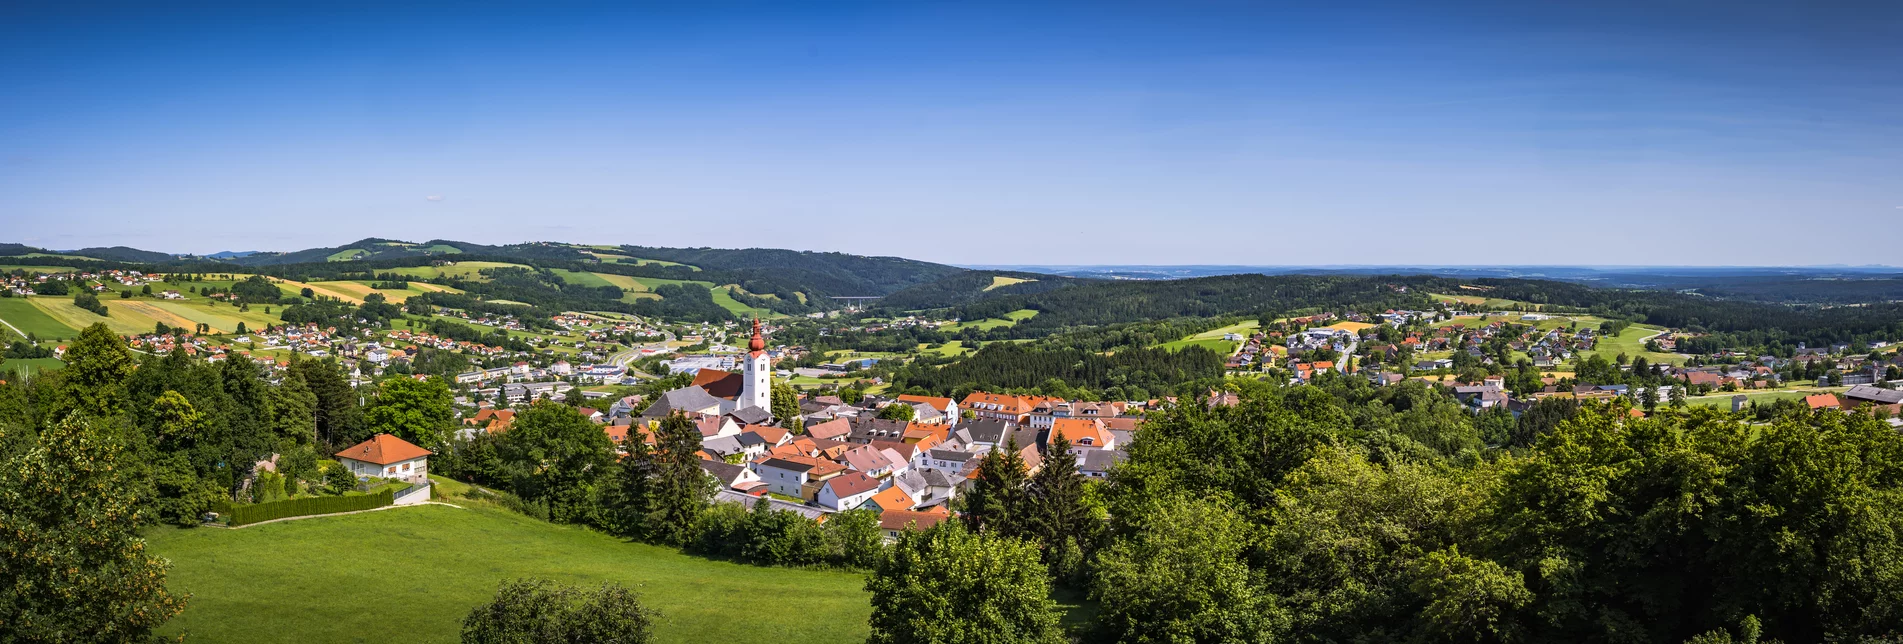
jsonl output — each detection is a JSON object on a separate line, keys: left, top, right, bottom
{"left": 402, "top": 463, "right": 411, "bottom": 471}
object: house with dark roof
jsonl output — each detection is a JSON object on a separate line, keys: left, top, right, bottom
{"left": 640, "top": 386, "right": 727, "bottom": 420}
{"left": 1078, "top": 449, "right": 1128, "bottom": 479}
{"left": 698, "top": 459, "right": 761, "bottom": 490}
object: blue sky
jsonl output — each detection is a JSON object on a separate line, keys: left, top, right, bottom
{"left": 3, "top": 1, "right": 1898, "bottom": 265}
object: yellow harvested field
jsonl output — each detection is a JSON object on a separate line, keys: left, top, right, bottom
{"left": 1325, "top": 321, "right": 1377, "bottom": 332}
{"left": 30, "top": 298, "right": 168, "bottom": 337}
{"left": 114, "top": 300, "right": 204, "bottom": 332}
{"left": 271, "top": 278, "right": 363, "bottom": 304}
{"left": 594, "top": 274, "right": 662, "bottom": 301}
{"left": 984, "top": 276, "right": 1035, "bottom": 291}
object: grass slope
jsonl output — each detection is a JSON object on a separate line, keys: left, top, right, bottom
{"left": 941, "top": 308, "right": 1038, "bottom": 332}
{"left": 2, "top": 357, "right": 65, "bottom": 376}
{"left": 0, "top": 297, "right": 82, "bottom": 340}
{"left": 1577, "top": 323, "right": 1683, "bottom": 365}
{"left": 28, "top": 297, "right": 165, "bottom": 337}
{"left": 1158, "top": 320, "right": 1257, "bottom": 354}
{"left": 0, "top": 264, "right": 79, "bottom": 275}
{"left": 549, "top": 269, "right": 615, "bottom": 289}
{"left": 384, "top": 262, "right": 530, "bottom": 283}
{"left": 147, "top": 503, "right": 873, "bottom": 643}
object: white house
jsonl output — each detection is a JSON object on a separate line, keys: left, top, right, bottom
{"left": 334, "top": 434, "right": 433, "bottom": 483}
{"left": 816, "top": 471, "right": 882, "bottom": 511}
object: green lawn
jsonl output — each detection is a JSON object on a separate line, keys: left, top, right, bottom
{"left": 2, "top": 357, "right": 65, "bottom": 377}
{"left": 550, "top": 269, "right": 616, "bottom": 289}
{"left": 384, "top": 262, "right": 530, "bottom": 283}
{"left": 0, "top": 297, "right": 82, "bottom": 340}
{"left": 325, "top": 249, "right": 368, "bottom": 262}
{"left": 918, "top": 340, "right": 976, "bottom": 357}
{"left": 1684, "top": 387, "right": 1842, "bottom": 409}
{"left": 712, "top": 286, "right": 771, "bottom": 318}
{"left": 942, "top": 308, "right": 1038, "bottom": 332}
{"left": 1158, "top": 320, "right": 1256, "bottom": 354}
{"left": 147, "top": 503, "right": 874, "bottom": 643}
{"left": 28, "top": 297, "right": 163, "bottom": 337}
{"left": 1576, "top": 324, "right": 1682, "bottom": 366}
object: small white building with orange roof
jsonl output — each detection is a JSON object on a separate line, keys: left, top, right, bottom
{"left": 335, "top": 433, "right": 433, "bottom": 483}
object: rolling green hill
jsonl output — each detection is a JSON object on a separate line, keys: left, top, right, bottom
{"left": 146, "top": 502, "right": 873, "bottom": 643}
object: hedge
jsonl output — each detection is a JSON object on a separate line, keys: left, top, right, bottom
{"left": 229, "top": 489, "right": 395, "bottom": 526}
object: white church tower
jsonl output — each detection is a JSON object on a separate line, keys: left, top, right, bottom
{"left": 739, "top": 317, "right": 772, "bottom": 412}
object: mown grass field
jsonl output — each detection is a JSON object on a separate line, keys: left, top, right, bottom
{"left": 0, "top": 297, "right": 81, "bottom": 339}
{"left": 587, "top": 252, "right": 696, "bottom": 270}
{"left": 1683, "top": 386, "right": 1843, "bottom": 409}
{"left": 301, "top": 280, "right": 463, "bottom": 304}
{"left": 1158, "top": 319, "right": 1257, "bottom": 354}
{"left": 2, "top": 357, "right": 65, "bottom": 377}
{"left": 941, "top": 308, "right": 1038, "bottom": 332}
{"left": 1576, "top": 323, "right": 1683, "bottom": 365}
{"left": 383, "top": 262, "right": 530, "bottom": 283}
{"left": 143, "top": 300, "right": 284, "bottom": 334}
{"left": 591, "top": 273, "right": 663, "bottom": 301}
{"left": 984, "top": 275, "right": 1035, "bottom": 291}
{"left": 918, "top": 340, "right": 976, "bottom": 357}
{"left": 550, "top": 269, "right": 615, "bottom": 289}
{"left": 28, "top": 297, "right": 166, "bottom": 337}
{"left": 0, "top": 264, "right": 80, "bottom": 275}
{"left": 147, "top": 502, "right": 875, "bottom": 643}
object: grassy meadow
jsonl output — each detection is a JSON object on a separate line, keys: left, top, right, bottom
{"left": 0, "top": 297, "right": 82, "bottom": 340}
{"left": 941, "top": 308, "right": 1039, "bottom": 332}
{"left": 147, "top": 501, "right": 875, "bottom": 643}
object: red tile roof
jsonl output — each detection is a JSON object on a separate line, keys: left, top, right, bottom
{"left": 879, "top": 509, "right": 948, "bottom": 532}
{"left": 1050, "top": 418, "right": 1113, "bottom": 449}
{"left": 690, "top": 369, "right": 744, "bottom": 400}
{"left": 334, "top": 434, "right": 432, "bottom": 466}
{"left": 824, "top": 471, "right": 882, "bottom": 499}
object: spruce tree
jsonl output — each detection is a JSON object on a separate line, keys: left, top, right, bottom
{"left": 629, "top": 412, "right": 715, "bottom": 545}
{"left": 963, "top": 436, "right": 1030, "bottom": 538}
{"left": 1027, "top": 431, "right": 1092, "bottom": 581}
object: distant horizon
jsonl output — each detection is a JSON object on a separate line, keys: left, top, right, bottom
{"left": 11, "top": 236, "right": 1903, "bottom": 272}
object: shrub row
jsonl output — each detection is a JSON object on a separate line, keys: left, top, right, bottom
{"left": 229, "top": 489, "right": 394, "bottom": 526}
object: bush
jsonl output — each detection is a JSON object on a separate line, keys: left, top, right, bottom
{"left": 228, "top": 488, "right": 393, "bottom": 526}
{"left": 462, "top": 578, "right": 655, "bottom": 644}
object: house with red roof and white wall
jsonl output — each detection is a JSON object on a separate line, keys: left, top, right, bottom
{"left": 335, "top": 434, "right": 433, "bottom": 484}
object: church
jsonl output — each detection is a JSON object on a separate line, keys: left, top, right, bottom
{"left": 641, "top": 318, "right": 779, "bottom": 425}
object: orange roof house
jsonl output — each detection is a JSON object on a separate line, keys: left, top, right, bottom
{"left": 334, "top": 434, "right": 433, "bottom": 480}
{"left": 466, "top": 409, "right": 516, "bottom": 433}
{"left": 866, "top": 486, "right": 917, "bottom": 513}
{"left": 1050, "top": 418, "right": 1115, "bottom": 452}
{"left": 1805, "top": 393, "right": 1842, "bottom": 411}
{"left": 879, "top": 509, "right": 948, "bottom": 538}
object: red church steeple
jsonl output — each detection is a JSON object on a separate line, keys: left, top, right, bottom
{"left": 748, "top": 317, "right": 765, "bottom": 354}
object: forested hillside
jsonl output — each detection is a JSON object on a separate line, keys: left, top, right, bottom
{"left": 618, "top": 246, "right": 964, "bottom": 296}
{"left": 945, "top": 273, "right": 1429, "bottom": 335}
{"left": 874, "top": 270, "right": 1082, "bottom": 311}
